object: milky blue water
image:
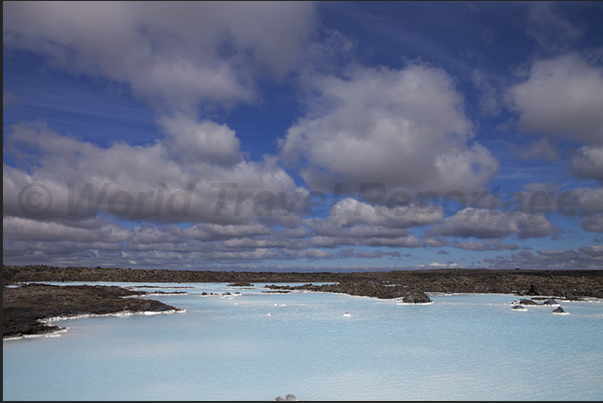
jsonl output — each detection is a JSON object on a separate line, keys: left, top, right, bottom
{"left": 4, "top": 282, "right": 603, "bottom": 401}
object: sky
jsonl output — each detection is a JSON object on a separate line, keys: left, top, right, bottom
{"left": 3, "top": 1, "right": 603, "bottom": 271}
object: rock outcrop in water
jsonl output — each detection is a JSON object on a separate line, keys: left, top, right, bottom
{"left": 519, "top": 298, "right": 539, "bottom": 305}
{"left": 227, "top": 281, "right": 254, "bottom": 287}
{"left": 402, "top": 289, "right": 432, "bottom": 304}
{"left": 515, "top": 297, "right": 562, "bottom": 306}
{"left": 265, "top": 281, "right": 432, "bottom": 303}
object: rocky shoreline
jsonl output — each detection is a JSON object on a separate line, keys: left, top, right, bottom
{"left": 4, "top": 265, "right": 603, "bottom": 339}
{"left": 5, "top": 265, "right": 603, "bottom": 298}
{"left": 3, "top": 283, "right": 183, "bottom": 339}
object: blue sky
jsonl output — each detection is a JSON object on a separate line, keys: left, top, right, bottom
{"left": 3, "top": 1, "right": 602, "bottom": 271}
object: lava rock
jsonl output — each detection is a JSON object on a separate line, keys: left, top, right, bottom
{"left": 3, "top": 283, "right": 181, "bottom": 339}
{"left": 402, "top": 290, "right": 432, "bottom": 304}
{"left": 5, "top": 265, "right": 603, "bottom": 300}
{"left": 227, "top": 282, "right": 254, "bottom": 287}
{"left": 527, "top": 284, "right": 539, "bottom": 295}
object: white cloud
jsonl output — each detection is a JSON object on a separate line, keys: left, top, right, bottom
{"left": 299, "top": 197, "right": 438, "bottom": 249}
{"left": 427, "top": 208, "right": 558, "bottom": 240}
{"left": 573, "top": 187, "right": 603, "bottom": 216}
{"left": 5, "top": 3, "right": 600, "bottom": 269}
{"left": 4, "top": 121, "right": 439, "bottom": 263}
{"left": 571, "top": 187, "right": 603, "bottom": 233}
{"left": 159, "top": 113, "right": 242, "bottom": 167}
{"left": 2, "top": 216, "right": 189, "bottom": 247}
{"left": 579, "top": 214, "right": 603, "bottom": 233}
{"left": 571, "top": 146, "right": 603, "bottom": 182}
{"left": 507, "top": 53, "right": 603, "bottom": 146}
{"left": 3, "top": 2, "right": 317, "bottom": 111}
{"left": 280, "top": 63, "right": 499, "bottom": 195}
{"left": 324, "top": 198, "right": 443, "bottom": 229}
{"left": 2, "top": 121, "right": 304, "bottom": 227}
{"left": 428, "top": 262, "right": 458, "bottom": 268}
{"left": 423, "top": 236, "right": 448, "bottom": 248}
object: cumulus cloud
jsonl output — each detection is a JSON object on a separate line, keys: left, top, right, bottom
{"left": 3, "top": 2, "right": 317, "bottom": 111}
{"left": 4, "top": 116, "right": 450, "bottom": 266}
{"left": 570, "top": 187, "right": 603, "bottom": 232}
{"left": 2, "top": 121, "right": 305, "bottom": 227}
{"left": 159, "top": 114, "right": 243, "bottom": 167}
{"left": 2, "top": 215, "right": 189, "bottom": 247}
{"left": 424, "top": 236, "right": 448, "bottom": 248}
{"left": 280, "top": 63, "right": 499, "bottom": 195}
{"left": 571, "top": 146, "right": 603, "bottom": 182}
{"left": 507, "top": 53, "right": 603, "bottom": 182}
{"left": 323, "top": 198, "right": 444, "bottom": 230}
{"left": 573, "top": 187, "right": 603, "bottom": 216}
{"left": 4, "top": 122, "right": 437, "bottom": 264}
{"left": 4, "top": 2, "right": 599, "bottom": 270}
{"left": 507, "top": 53, "right": 603, "bottom": 146}
{"left": 579, "top": 214, "right": 603, "bottom": 233}
{"left": 301, "top": 197, "right": 440, "bottom": 249}
{"left": 426, "top": 208, "right": 558, "bottom": 240}
{"left": 494, "top": 182, "right": 562, "bottom": 217}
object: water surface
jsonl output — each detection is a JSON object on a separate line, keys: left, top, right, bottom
{"left": 4, "top": 282, "right": 603, "bottom": 400}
